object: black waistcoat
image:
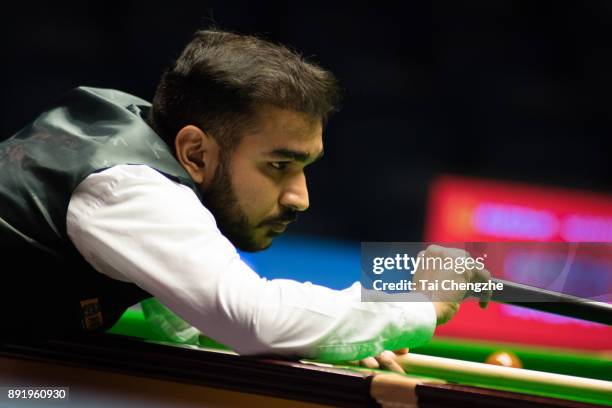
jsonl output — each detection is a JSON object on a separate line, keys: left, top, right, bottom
{"left": 0, "top": 87, "right": 200, "bottom": 338}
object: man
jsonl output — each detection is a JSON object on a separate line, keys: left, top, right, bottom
{"left": 0, "top": 29, "right": 487, "bottom": 366}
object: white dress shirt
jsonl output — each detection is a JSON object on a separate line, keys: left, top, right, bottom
{"left": 66, "top": 164, "right": 436, "bottom": 361}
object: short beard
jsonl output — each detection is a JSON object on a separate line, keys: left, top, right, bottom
{"left": 200, "top": 159, "right": 268, "bottom": 252}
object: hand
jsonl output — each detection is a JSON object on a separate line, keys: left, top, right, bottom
{"left": 413, "top": 245, "right": 491, "bottom": 325}
{"left": 348, "top": 348, "right": 409, "bottom": 374}
{"left": 431, "top": 301, "right": 460, "bottom": 326}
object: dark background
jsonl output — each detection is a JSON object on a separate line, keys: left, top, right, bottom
{"left": 3, "top": 1, "right": 610, "bottom": 242}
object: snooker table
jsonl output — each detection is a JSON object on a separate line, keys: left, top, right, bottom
{"left": 1, "top": 307, "right": 610, "bottom": 407}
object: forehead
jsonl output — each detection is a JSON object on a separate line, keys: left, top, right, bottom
{"left": 238, "top": 105, "right": 323, "bottom": 154}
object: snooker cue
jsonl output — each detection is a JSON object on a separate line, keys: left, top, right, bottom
{"left": 392, "top": 352, "right": 612, "bottom": 403}
{"left": 466, "top": 278, "right": 612, "bottom": 325}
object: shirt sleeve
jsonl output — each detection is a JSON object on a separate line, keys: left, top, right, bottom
{"left": 66, "top": 164, "right": 436, "bottom": 361}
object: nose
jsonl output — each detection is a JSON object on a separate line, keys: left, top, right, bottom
{"left": 279, "top": 172, "right": 310, "bottom": 212}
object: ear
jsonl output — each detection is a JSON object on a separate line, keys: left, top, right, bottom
{"left": 174, "top": 125, "right": 220, "bottom": 187}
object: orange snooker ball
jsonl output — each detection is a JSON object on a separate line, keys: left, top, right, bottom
{"left": 485, "top": 351, "right": 523, "bottom": 368}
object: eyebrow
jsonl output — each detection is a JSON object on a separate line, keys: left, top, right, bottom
{"left": 268, "top": 148, "right": 324, "bottom": 164}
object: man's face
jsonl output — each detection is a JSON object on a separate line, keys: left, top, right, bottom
{"left": 202, "top": 105, "right": 323, "bottom": 252}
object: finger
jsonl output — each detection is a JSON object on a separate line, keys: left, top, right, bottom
{"left": 393, "top": 348, "right": 409, "bottom": 355}
{"left": 360, "top": 357, "right": 380, "bottom": 369}
{"left": 479, "top": 285, "right": 492, "bottom": 308}
{"left": 443, "top": 246, "right": 470, "bottom": 260}
{"left": 480, "top": 286, "right": 492, "bottom": 309}
{"left": 477, "top": 268, "right": 492, "bottom": 308}
{"left": 477, "top": 267, "right": 491, "bottom": 282}
{"left": 375, "top": 350, "right": 405, "bottom": 374}
{"left": 425, "top": 244, "right": 444, "bottom": 257}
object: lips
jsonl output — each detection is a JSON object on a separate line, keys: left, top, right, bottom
{"left": 268, "top": 221, "right": 290, "bottom": 233}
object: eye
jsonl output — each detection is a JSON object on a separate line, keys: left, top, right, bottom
{"left": 269, "top": 161, "right": 289, "bottom": 170}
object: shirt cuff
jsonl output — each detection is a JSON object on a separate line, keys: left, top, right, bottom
{"left": 389, "top": 293, "right": 437, "bottom": 350}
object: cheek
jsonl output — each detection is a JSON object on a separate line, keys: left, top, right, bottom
{"left": 231, "top": 166, "right": 279, "bottom": 217}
